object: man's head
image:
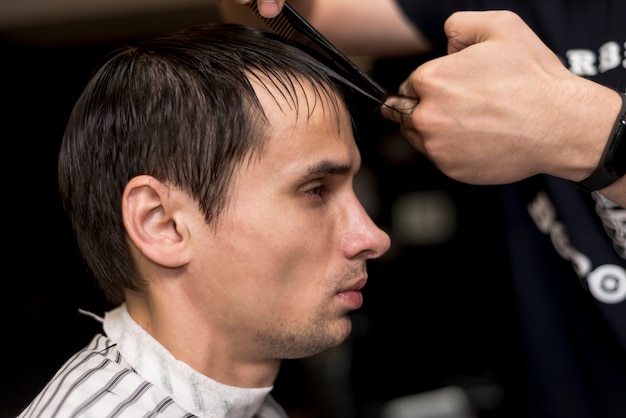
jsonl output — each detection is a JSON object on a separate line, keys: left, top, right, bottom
{"left": 59, "top": 23, "right": 390, "bottom": 370}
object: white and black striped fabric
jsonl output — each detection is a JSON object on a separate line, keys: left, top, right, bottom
{"left": 17, "top": 305, "right": 287, "bottom": 418}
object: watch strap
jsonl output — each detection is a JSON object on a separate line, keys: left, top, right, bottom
{"left": 574, "top": 92, "right": 626, "bottom": 192}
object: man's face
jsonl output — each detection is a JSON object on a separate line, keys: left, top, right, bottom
{"left": 187, "top": 78, "right": 391, "bottom": 361}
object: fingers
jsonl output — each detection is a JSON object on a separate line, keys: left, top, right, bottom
{"left": 381, "top": 95, "right": 419, "bottom": 125}
{"left": 380, "top": 96, "right": 426, "bottom": 153}
{"left": 397, "top": 78, "right": 417, "bottom": 98}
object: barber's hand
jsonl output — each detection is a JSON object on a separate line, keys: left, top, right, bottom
{"left": 228, "top": 0, "right": 286, "bottom": 18}
{"left": 381, "top": 10, "right": 621, "bottom": 186}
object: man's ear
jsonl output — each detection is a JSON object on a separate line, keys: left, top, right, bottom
{"left": 122, "top": 175, "right": 191, "bottom": 268}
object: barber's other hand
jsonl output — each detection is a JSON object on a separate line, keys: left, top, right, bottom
{"left": 228, "top": 0, "right": 285, "bottom": 18}
{"left": 381, "top": 10, "right": 621, "bottom": 186}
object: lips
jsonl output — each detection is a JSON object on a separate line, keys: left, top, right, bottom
{"left": 337, "top": 278, "right": 367, "bottom": 309}
{"left": 339, "top": 278, "right": 367, "bottom": 293}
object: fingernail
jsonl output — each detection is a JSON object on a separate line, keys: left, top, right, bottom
{"left": 259, "top": 0, "right": 279, "bottom": 18}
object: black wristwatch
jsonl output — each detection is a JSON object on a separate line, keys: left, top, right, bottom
{"left": 574, "top": 92, "right": 626, "bottom": 192}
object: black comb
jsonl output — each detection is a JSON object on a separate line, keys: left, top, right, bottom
{"left": 246, "top": 1, "right": 388, "bottom": 108}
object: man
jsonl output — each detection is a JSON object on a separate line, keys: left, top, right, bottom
{"left": 18, "top": 23, "right": 390, "bottom": 417}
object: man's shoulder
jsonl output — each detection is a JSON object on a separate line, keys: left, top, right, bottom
{"left": 16, "top": 334, "right": 192, "bottom": 418}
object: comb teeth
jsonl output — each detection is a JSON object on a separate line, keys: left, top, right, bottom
{"left": 243, "top": 0, "right": 388, "bottom": 108}
{"left": 246, "top": 2, "right": 295, "bottom": 38}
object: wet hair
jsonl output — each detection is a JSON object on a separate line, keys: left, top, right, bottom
{"left": 58, "top": 23, "right": 350, "bottom": 304}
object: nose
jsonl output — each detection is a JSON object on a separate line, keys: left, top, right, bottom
{"left": 341, "top": 198, "right": 391, "bottom": 260}
{"left": 367, "top": 223, "right": 391, "bottom": 260}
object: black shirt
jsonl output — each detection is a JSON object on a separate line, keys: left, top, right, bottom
{"left": 394, "top": 1, "right": 626, "bottom": 417}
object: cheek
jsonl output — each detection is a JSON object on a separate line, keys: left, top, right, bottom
{"left": 239, "top": 200, "right": 331, "bottom": 254}
{"left": 222, "top": 190, "right": 339, "bottom": 281}
{"left": 238, "top": 223, "right": 333, "bottom": 297}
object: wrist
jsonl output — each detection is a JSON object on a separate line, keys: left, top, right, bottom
{"left": 573, "top": 91, "right": 626, "bottom": 192}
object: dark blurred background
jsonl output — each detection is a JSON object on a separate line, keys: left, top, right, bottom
{"left": 1, "top": 2, "right": 524, "bottom": 417}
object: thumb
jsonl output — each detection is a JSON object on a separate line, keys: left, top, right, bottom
{"left": 444, "top": 10, "right": 525, "bottom": 54}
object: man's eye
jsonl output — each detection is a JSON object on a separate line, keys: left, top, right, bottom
{"left": 306, "top": 185, "right": 326, "bottom": 198}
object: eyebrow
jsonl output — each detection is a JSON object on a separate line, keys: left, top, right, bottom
{"left": 304, "top": 160, "right": 356, "bottom": 178}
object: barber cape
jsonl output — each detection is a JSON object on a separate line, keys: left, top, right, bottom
{"left": 17, "top": 304, "right": 287, "bottom": 418}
